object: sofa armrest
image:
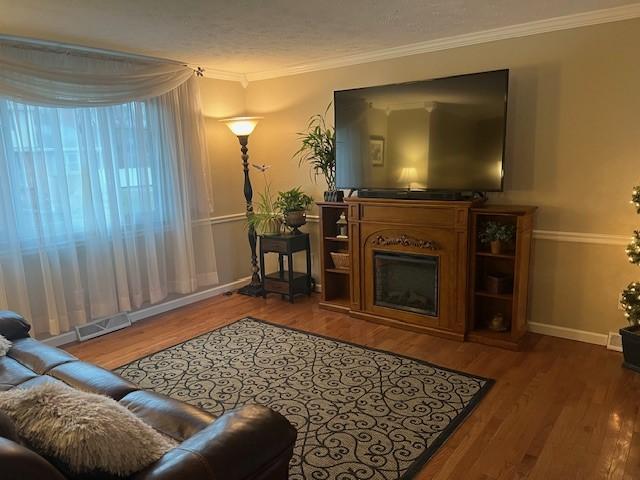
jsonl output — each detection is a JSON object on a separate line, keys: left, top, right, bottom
{"left": 0, "top": 437, "right": 66, "bottom": 480}
{"left": 133, "top": 404, "right": 296, "bottom": 480}
{"left": 0, "top": 311, "right": 31, "bottom": 340}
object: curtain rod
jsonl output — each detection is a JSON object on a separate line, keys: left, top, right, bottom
{"left": 0, "top": 34, "right": 203, "bottom": 73}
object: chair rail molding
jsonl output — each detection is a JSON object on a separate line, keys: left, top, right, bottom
{"left": 533, "top": 229, "right": 628, "bottom": 246}
{"left": 203, "top": 213, "right": 628, "bottom": 246}
{"left": 193, "top": 212, "right": 246, "bottom": 226}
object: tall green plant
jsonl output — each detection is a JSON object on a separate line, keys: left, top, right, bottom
{"left": 247, "top": 164, "right": 281, "bottom": 234}
{"left": 621, "top": 186, "right": 640, "bottom": 326}
{"left": 293, "top": 103, "right": 336, "bottom": 191}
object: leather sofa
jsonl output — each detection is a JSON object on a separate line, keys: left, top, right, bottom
{"left": 0, "top": 311, "right": 297, "bottom": 480}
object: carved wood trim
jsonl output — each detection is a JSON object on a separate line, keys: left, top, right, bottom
{"left": 371, "top": 234, "right": 439, "bottom": 250}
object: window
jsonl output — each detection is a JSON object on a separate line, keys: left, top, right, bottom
{"left": 0, "top": 99, "right": 168, "bottom": 249}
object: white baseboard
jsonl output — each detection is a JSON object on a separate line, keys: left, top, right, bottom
{"left": 42, "top": 276, "right": 251, "bottom": 348}
{"left": 41, "top": 276, "right": 610, "bottom": 349}
{"left": 42, "top": 330, "right": 79, "bottom": 348}
{"left": 527, "top": 321, "right": 608, "bottom": 346}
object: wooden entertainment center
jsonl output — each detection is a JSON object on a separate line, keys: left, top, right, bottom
{"left": 318, "top": 198, "right": 536, "bottom": 350}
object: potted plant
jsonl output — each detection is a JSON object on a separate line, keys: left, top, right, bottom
{"left": 247, "top": 164, "right": 282, "bottom": 236}
{"left": 275, "top": 187, "right": 313, "bottom": 234}
{"left": 479, "top": 221, "right": 516, "bottom": 254}
{"left": 620, "top": 185, "right": 640, "bottom": 372}
{"left": 294, "top": 104, "right": 341, "bottom": 202}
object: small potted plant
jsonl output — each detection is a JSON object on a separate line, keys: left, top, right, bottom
{"left": 275, "top": 187, "right": 313, "bottom": 234}
{"left": 479, "top": 221, "right": 516, "bottom": 254}
{"left": 294, "top": 104, "right": 341, "bottom": 202}
{"left": 619, "top": 185, "right": 640, "bottom": 372}
{"left": 247, "top": 164, "right": 282, "bottom": 236}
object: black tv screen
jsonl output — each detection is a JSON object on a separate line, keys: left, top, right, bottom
{"left": 335, "top": 70, "right": 508, "bottom": 192}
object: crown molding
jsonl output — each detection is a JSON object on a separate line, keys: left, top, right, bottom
{"left": 201, "top": 68, "right": 247, "bottom": 83}
{"left": 244, "top": 4, "right": 640, "bottom": 82}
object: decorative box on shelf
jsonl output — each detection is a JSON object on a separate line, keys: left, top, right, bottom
{"left": 485, "top": 273, "right": 513, "bottom": 294}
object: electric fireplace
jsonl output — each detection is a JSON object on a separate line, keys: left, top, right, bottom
{"left": 374, "top": 252, "right": 438, "bottom": 316}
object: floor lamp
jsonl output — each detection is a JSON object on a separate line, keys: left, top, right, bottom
{"left": 221, "top": 116, "right": 264, "bottom": 297}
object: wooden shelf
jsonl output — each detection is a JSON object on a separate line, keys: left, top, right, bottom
{"left": 264, "top": 271, "right": 308, "bottom": 282}
{"left": 319, "top": 202, "right": 351, "bottom": 313}
{"left": 468, "top": 206, "right": 536, "bottom": 350}
{"left": 324, "top": 236, "right": 349, "bottom": 243}
{"left": 326, "top": 268, "right": 350, "bottom": 275}
{"left": 474, "top": 290, "right": 513, "bottom": 301}
{"left": 476, "top": 251, "right": 515, "bottom": 260}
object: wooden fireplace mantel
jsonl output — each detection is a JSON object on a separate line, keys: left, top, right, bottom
{"left": 318, "top": 198, "right": 537, "bottom": 350}
{"left": 346, "top": 197, "right": 479, "bottom": 342}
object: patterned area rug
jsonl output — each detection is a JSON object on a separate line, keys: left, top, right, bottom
{"left": 116, "top": 318, "right": 493, "bottom": 479}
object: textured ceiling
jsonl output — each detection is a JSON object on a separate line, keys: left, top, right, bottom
{"left": 0, "top": 0, "right": 638, "bottom": 76}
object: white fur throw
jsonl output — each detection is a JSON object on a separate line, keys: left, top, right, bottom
{"left": 0, "top": 335, "right": 11, "bottom": 356}
{"left": 0, "top": 382, "right": 177, "bottom": 475}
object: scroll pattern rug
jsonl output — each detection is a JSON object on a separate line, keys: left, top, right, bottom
{"left": 116, "top": 318, "right": 493, "bottom": 479}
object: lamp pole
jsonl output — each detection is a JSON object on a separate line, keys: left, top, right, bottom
{"left": 221, "top": 117, "right": 264, "bottom": 297}
{"left": 237, "top": 134, "right": 263, "bottom": 296}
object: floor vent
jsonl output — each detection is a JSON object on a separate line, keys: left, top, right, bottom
{"left": 75, "top": 312, "right": 132, "bottom": 342}
{"left": 606, "top": 331, "right": 623, "bottom": 352}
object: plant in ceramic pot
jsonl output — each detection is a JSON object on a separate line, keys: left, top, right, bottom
{"left": 275, "top": 187, "right": 313, "bottom": 234}
{"left": 247, "top": 164, "right": 282, "bottom": 236}
{"left": 294, "top": 104, "right": 341, "bottom": 202}
{"left": 479, "top": 221, "right": 516, "bottom": 254}
{"left": 619, "top": 185, "right": 640, "bottom": 372}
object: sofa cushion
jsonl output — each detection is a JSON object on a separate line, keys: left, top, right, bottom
{"left": 49, "top": 361, "right": 138, "bottom": 400}
{"left": 0, "top": 382, "right": 177, "bottom": 477}
{"left": 0, "top": 356, "right": 38, "bottom": 391}
{"left": 0, "top": 311, "right": 31, "bottom": 341}
{"left": 17, "top": 374, "right": 67, "bottom": 390}
{"left": 120, "top": 390, "right": 214, "bottom": 442}
{"left": 8, "top": 338, "right": 76, "bottom": 374}
{"left": 0, "top": 411, "right": 19, "bottom": 443}
{"left": 0, "top": 437, "right": 67, "bottom": 480}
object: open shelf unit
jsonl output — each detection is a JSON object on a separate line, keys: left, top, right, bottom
{"left": 317, "top": 202, "right": 351, "bottom": 313}
{"left": 467, "top": 205, "right": 536, "bottom": 350}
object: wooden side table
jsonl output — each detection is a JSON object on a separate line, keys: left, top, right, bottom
{"left": 259, "top": 233, "right": 312, "bottom": 303}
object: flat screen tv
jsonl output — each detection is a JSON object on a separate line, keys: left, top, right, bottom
{"left": 334, "top": 69, "right": 508, "bottom": 195}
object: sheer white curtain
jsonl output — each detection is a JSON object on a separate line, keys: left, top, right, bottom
{"left": 0, "top": 41, "right": 218, "bottom": 337}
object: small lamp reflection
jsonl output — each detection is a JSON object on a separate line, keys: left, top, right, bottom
{"left": 398, "top": 167, "right": 418, "bottom": 190}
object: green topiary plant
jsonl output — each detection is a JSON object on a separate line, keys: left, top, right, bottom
{"left": 621, "top": 186, "right": 640, "bottom": 326}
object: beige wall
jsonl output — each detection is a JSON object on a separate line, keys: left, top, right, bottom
{"left": 201, "top": 19, "right": 640, "bottom": 335}
{"left": 198, "top": 77, "right": 252, "bottom": 284}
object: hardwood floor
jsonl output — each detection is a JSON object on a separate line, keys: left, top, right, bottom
{"left": 64, "top": 293, "right": 640, "bottom": 480}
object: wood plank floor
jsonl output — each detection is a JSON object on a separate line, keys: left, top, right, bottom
{"left": 64, "top": 293, "right": 640, "bottom": 480}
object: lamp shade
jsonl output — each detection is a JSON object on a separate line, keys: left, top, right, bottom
{"left": 398, "top": 167, "right": 418, "bottom": 186}
{"left": 220, "top": 116, "right": 262, "bottom": 136}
